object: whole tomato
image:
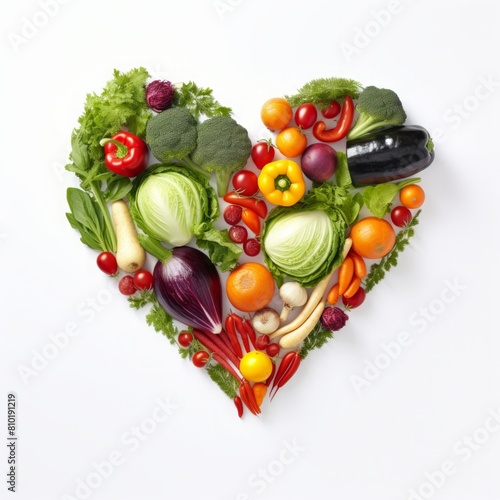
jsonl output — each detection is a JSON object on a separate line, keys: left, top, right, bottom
{"left": 232, "top": 170, "right": 259, "bottom": 196}
{"left": 251, "top": 140, "right": 275, "bottom": 169}
{"left": 295, "top": 103, "right": 317, "bottom": 129}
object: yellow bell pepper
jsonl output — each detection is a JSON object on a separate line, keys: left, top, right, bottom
{"left": 258, "top": 159, "right": 306, "bottom": 207}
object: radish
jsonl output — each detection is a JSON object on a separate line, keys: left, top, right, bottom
{"left": 111, "top": 200, "right": 146, "bottom": 273}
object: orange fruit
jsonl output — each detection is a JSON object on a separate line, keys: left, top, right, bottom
{"left": 350, "top": 217, "right": 396, "bottom": 259}
{"left": 226, "top": 262, "right": 275, "bottom": 312}
{"left": 261, "top": 98, "right": 293, "bottom": 131}
{"left": 275, "top": 126, "right": 308, "bottom": 158}
{"left": 400, "top": 184, "right": 425, "bottom": 209}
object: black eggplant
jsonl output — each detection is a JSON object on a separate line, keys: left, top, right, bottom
{"left": 346, "top": 125, "right": 435, "bottom": 186}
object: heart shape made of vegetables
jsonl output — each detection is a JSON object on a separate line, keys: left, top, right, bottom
{"left": 65, "top": 68, "right": 435, "bottom": 418}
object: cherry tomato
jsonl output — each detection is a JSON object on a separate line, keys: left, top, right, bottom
{"left": 118, "top": 275, "right": 136, "bottom": 296}
{"left": 223, "top": 205, "right": 243, "bottom": 225}
{"left": 266, "top": 343, "right": 280, "bottom": 357}
{"left": 178, "top": 331, "right": 193, "bottom": 348}
{"left": 400, "top": 184, "right": 425, "bottom": 209}
{"left": 192, "top": 350, "right": 210, "bottom": 367}
{"left": 342, "top": 287, "right": 366, "bottom": 309}
{"left": 391, "top": 206, "right": 412, "bottom": 227}
{"left": 229, "top": 225, "right": 248, "bottom": 244}
{"left": 295, "top": 103, "right": 318, "bottom": 129}
{"left": 243, "top": 238, "right": 261, "bottom": 256}
{"left": 232, "top": 170, "right": 259, "bottom": 196}
{"left": 239, "top": 350, "right": 273, "bottom": 382}
{"left": 96, "top": 252, "right": 118, "bottom": 275}
{"left": 321, "top": 101, "right": 341, "bottom": 119}
{"left": 133, "top": 270, "right": 154, "bottom": 290}
{"left": 255, "top": 334, "right": 270, "bottom": 351}
{"left": 251, "top": 140, "right": 275, "bottom": 170}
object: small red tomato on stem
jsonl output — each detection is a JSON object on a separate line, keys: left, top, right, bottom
{"left": 229, "top": 225, "right": 248, "bottom": 244}
{"left": 391, "top": 206, "right": 412, "bottom": 227}
{"left": 118, "top": 275, "right": 136, "bottom": 296}
{"left": 192, "top": 350, "right": 210, "bottom": 367}
{"left": 321, "top": 101, "right": 341, "bottom": 119}
{"left": 178, "top": 331, "right": 194, "bottom": 348}
{"left": 342, "top": 287, "right": 366, "bottom": 309}
{"left": 96, "top": 252, "right": 118, "bottom": 276}
{"left": 255, "top": 334, "right": 270, "bottom": 351}
{"left": 295, "top": 103, "right": 318, "bottom": 129}
{"left": 133, "top": 269, "right": 154, "bottom": 290}
{"left": 232, "top": 170, "right": 259, "bottom": 197}
{"left": 251, "top": 140, "right": 275, "bottom": 169}
{"left": 243, "top": 238, "right": 261, "bottom": 257}
{"left": 266, "top": 343, "right": 280, "bottom": 357}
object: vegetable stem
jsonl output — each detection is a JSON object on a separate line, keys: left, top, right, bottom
{"left": 90, "top": 181, "right": 117, "bottom": 252}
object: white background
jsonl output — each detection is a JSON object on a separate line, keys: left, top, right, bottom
{"left": 2, "top": 1, "right": 500, "bottom": 499}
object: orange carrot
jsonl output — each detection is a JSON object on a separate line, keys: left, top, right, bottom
{"left": 327, "top": 283, "right": 340, "bottom": 305}
{"left": 252, "top": 382, "right": 267, "bottom": 407}
{"left": 343, "top": 275, "right": 361, "bottom": 299}
{"left": 350, "top": 250, "right": 367, "bottom": 279}
{"left": 338, "top": 256, "right": 354, "bottom": 296}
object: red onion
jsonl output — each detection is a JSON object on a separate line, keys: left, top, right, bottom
{"left": 146, "top": 80, "right": 175, "bottom": 113}
{"left": 153, "top": 246, "right": 222, "bottom": 334}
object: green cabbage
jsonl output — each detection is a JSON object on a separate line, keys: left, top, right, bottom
{"left": 135, "top": 171, "right": 207, "bottom": 246}
{"left": 261, "top": 182, "right": 363, "bottom": 287}
{"left": 129, "top": 164, "right": 241, "bottom": 271}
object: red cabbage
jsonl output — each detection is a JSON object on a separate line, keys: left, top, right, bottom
{"left": 153, "top": 246, "right": 222, "bottom": 334}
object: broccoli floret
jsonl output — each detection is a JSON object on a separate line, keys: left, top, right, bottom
{"left": 146, "top": 106, "right": 198, "bottom": 163}
{"left": 189, "top": 116, "right": 252, "bottom": 196}
{"left": 347, "top": 86, "right": 407, "bottom": 141}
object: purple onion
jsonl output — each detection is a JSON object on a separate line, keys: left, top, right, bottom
{"left": 146, "top": 80, "right": 175, "bottom": 113}
{"left": 321, "top": 307, "right": 349, "bottom": 332}
{"left": 153, "top": 246, "right": 222, "bottom": 334}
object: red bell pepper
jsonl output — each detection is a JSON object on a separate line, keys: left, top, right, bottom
{"left": 100, "top": 131, "right": 148, "bottom": 178}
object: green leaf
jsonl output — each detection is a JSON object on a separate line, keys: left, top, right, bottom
{"left": 195, "top": 226, "right": 242, "bottom": 272}
{"left": 364, "top": 209, "right": 421, "bottom": 292}
{"left": 285, "top": 77, "right": 363, "bottom": 107}
{"left": 206, "top": 363, "right": 239, "bottom": 399}
{"left": 66, "top": 212, "right": 103, "bottom": 250}
{"left": 299, "top": 322, "right": 334, "bottom": 360}
{"left": 66, "top": 187, "right": 101, "bottom": 235}
{"left": 173, "top": 81, "right": 232, "bottom": 121}
{"left": 145, "top": 299, "right": 178, "bottom": 347}
{"left": 362, "top": 177, "right": 421, "bottom": 218}
{"left": 335, "top": 151, "right": 352, "bottom": 188}
{"left": 103, "top": 176, "right": 133, "bottom": 202}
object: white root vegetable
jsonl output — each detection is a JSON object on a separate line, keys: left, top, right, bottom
{"left": 252, "top": 307, "right": 281, "bottom": 334}
{"left": 279, "top": 282, "right": 308, "bottom": 322}
{"left": 279, "top": 299, "right": 326, "bottom": 349}
{"left": 111, "top": 200, "right": 146, "bottom": 273}
{"left": 269, "top": 238, "right": 352, "bottom": 340}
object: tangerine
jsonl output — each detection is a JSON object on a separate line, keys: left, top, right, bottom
{"left": 350, "top": 217, "right": 396, "bottom": 260}
{"left": 261, "top": 98, "right": 293, "bottom": 131}
{"left": 400, "top": 184, "right": 425, "bottom": 209}
{"left": 275, "top": 126, "right": 308, "bottom": 158}
{"left": 226, "top": 262, "right": 275, "bottom": 312}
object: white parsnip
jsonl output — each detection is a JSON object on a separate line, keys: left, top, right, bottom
{"left": 279, "top": 299, "right": 327, "bottom": 349}
{"left": 111, "top": 200, "right": 146, "bottom": 273}
{"left": 269, "top": 238, "right": 352, "bottom": 340}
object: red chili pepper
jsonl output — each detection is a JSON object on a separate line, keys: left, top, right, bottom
{"left": 223, "top": 191, "right": 268, "bottom": 219}
{"left": 212, "top": 352, "right": 241, "bottom": 381}
{"left": 224, "top": 315, "right": 243, "bottom": 358}
{"left": 100, "top": 131, "right": 149, "bottom": 177}
{"left": 241, "top": 207, "right": 261, "bottom": 236}
{"left": 219, "top": 328, "right": 238, "bottom": 358}
{"left": 192, "top": 329, "right": 240, "bottom": 369}
{"left": 234, "top": 396, "right": 244, "bottom": 418}
{"left": 239, "top": 380, "right": 261, "bottom": 415}
{"left": 265, "top": 361, "right": 276, "bottom": 387}
{"left": 312, "top": 96, "right": 355, "bottom": 143}
{"left": 233, "top": 314, "right": 250, "bottom": 353}
{"left": 270, "top": 351, "right": 301, "bottom": 400}
{"left": 242, "top": 318, "right": 257, "bottom": 350}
